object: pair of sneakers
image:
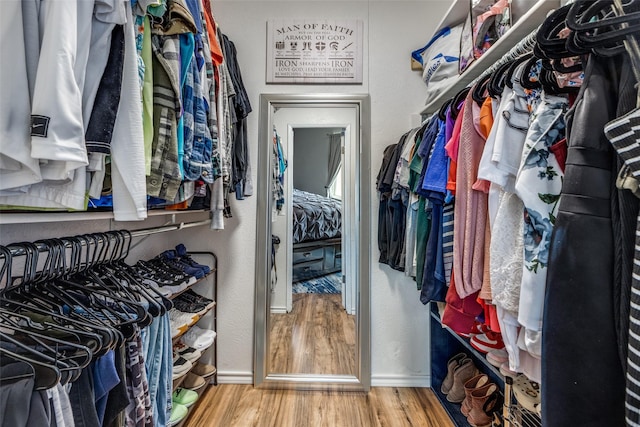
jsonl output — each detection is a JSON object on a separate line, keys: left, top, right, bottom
{"left": 175, "top": 244, "right": 211, "bottom": 275}
{"left": 168, "top": 388, "right": 200, "bottom": 426}
{"left": 468, "top": 323, "right": 505, "bottom": 354}
{"left": 175, "top": 341, "right": 202, "bottom": 363}
{"left": 173, "top": 290, "right": 216, "bottom": 314}
{"left": 172, "top": 355, "right": 193, "bottom": 380}
{"left": 169, "top": 308, "right": 199, "bottom": 338}
{"left": 135, "top": 260, "right": 193, "bottom": 294}
{"left": 181, "top": 325, "right": 217, "bottom": 351}
{"left": 160, "top": 245, "right": 211, "bottom": 279}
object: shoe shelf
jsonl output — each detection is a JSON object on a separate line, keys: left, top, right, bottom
{"left": 430, "top": 303, "right": 505, "bottom": 427}
{"left": 430, "top": 303, "right": 502, "bottom": 379}
{"left": 503, "top": 376, "right": 542, "bottom": 427}
{"left": 170, "top": 251, "right": 219, "bottom": 427}
{"left": 173, "top": 351, "right": 217, "bottom": 427}
{"left": 171, "top": 252, "right": 218, "bottom": 382}
{"left": 168, "top": 269, "right": 217, "bottom": 301}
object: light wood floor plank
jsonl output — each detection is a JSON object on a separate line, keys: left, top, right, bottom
{"left": 186, "top": 385, "right": 454, "bottom": 427}
{"left": 269, "top": 293, "right": 356, "bottom": 375}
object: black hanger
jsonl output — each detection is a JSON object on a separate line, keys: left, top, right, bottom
{"left": 0, "top": 306, "right": 101, "bottom": 356}
{"left": 567, "top": 0, "right": 640, "bottom": 32}
{"left": 0, "top": 349, "right": 60, "bottom": 390}
{"left": 64, "top": 235, "right": 151, "bottom": 333}
{"left": 2, "top": 295, "right": 117, "bottom": 355}
{"left": 0, "top": 318, "right": 92, "bottom": 384}
{"left": 437, "top": 98, "right": 452, "bottom": 122}
{"left": 0, "top": 329, "right": 78, "bottom": 385}
{"left": 537, "top": 5, "right": 575, "bottom": 59}
{"left": 472, "top": 73, "right": 492, "bottom": 106}
{"left": 571, "top": 22, "right": 638, "bottom": 57}
{"left": 519, "top": 56, "right": 543, "bottom": 90}
{"left": 101, "top": 231, "right": 163, "bottom": 318}
{"left": 451, "top": 87, "right": 471, "bottom": 120}
{"left": 0, "top": 243, "right": 116, "bottom": 354}
{"left": 566, "top": 0, "right": 640, "bottom": 56}
{"left": 14, "top": 239, "right": 126, "bottom": 345}
{"left": 505, "top": 52, "right": 534, "bottom": 89}
{"left": 488, "top": 60, "right": 513, "bottom": 98}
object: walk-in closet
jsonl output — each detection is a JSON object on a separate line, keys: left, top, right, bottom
{"left": 2, "top": 0, "right": 640, "bottom": 426}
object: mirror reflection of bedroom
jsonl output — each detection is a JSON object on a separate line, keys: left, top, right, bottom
{"left": 269, "top": 126, "right": 356, "bottom": 376}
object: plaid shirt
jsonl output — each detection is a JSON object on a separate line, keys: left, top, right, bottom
{"left": 147, "top": 35, "right": 182, "bottom": 200}
{"left": 182, "top": 56, "right": 213, "bottom": 183}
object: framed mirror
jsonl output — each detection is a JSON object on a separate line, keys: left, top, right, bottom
{"left": 254, "top": 93, "right": 370, "bottom": 390}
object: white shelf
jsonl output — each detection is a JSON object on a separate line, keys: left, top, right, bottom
{"left": 0, "top": 209, "right": 210, "bottom": 225}
{"left": 432, "top": 0, "right": 471, "bottom": 35}
{"left": 420, "top": 0, "right": 560, "bottom": 115}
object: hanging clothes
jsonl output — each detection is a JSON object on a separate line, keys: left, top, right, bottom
{"left": 272, "top": 128, "right": 287, "bottom": 218}
{"left": 542, "top": 53, "right": 633, "bottom": 427}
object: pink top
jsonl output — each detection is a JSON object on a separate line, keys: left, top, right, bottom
{"left": 453, "top": 91, "right": 489, "bottom": 299}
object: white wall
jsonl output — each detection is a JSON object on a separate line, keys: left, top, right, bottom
{"left": 210, "top": 0, "right": 451, "bottom": 386}
{"left": 293, "top": 127, "right": 342, "bottom": 195}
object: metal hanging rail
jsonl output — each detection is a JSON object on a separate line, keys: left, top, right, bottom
{"left": 2, "top": 217, "right": 212, "bottom": 258}
{"left": 127, "top": 217, "right": 213, "bottom": 250}
{"left": 129, "top": 218, "right": 212, "bottom": 238}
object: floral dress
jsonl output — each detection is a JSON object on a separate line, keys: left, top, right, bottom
{"left": 514, "top": 93, "right": 568, "bottom": 358}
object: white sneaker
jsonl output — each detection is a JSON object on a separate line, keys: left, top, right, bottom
{"left": 169, "top": 309, "right": 198, "bottom": 338}
{"left": 174, "top": 341, "right": 202, "bottom": 363}
{"left": 172, "top": 356, "right": 193, "bottom": 379}
{"left": 181, "top": 326, "right": 217, "bottom": 350}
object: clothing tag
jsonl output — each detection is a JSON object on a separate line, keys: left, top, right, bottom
{"left": 31, "top": 115, "right": 50, "bottom": 137}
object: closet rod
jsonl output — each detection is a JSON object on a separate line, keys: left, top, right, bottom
{"left": 129, "top": 218, "right": 212, "bottom": 238}
{"left": 3, "top": 218, "right": 212, "bottom": 257}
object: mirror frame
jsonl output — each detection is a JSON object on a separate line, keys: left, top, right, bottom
{"left": 254, "top": 93, "right": 371, "bottom": 391}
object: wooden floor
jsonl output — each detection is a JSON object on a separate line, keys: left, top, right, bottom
{"left": 269, "top": 293, "right": 356, "bottom": 375}
{"left": 186, "top": 384, "right": 454, "bottom": 427}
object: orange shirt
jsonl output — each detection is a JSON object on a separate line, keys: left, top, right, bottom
{"left": 445, "top": 103, "right": 465, "bottom": 195}
{"left": 202, "top": 0, "right": 224, "bottom": 65}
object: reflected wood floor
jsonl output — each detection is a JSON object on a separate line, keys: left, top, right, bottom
{"left": 186, "top": 384, "right": 454, "bottom": 427}
{"left": 269, "top": 293, "right": 356, "bottom": 375}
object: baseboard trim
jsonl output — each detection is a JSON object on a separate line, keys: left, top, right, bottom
{"left": 371, "top": 374, "right": 431, "bottom": 388}
{"left": 215, "top": 372, "right": 430, "bottom": 387}
{"left": 216, "top": 370, "right": 254, "bottom": 385}
{"left": 270, "top": 307, "right": 287, "bottom": 314}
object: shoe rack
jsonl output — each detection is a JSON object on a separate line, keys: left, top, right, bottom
{"left": 430, "top": 303, "right": 505, "bottom": 426}
{"left": 503, "top": 377, "right": 542, "bottom": 427}
{"left": 171, "top": 251, "right": 218, "bottom": 427}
